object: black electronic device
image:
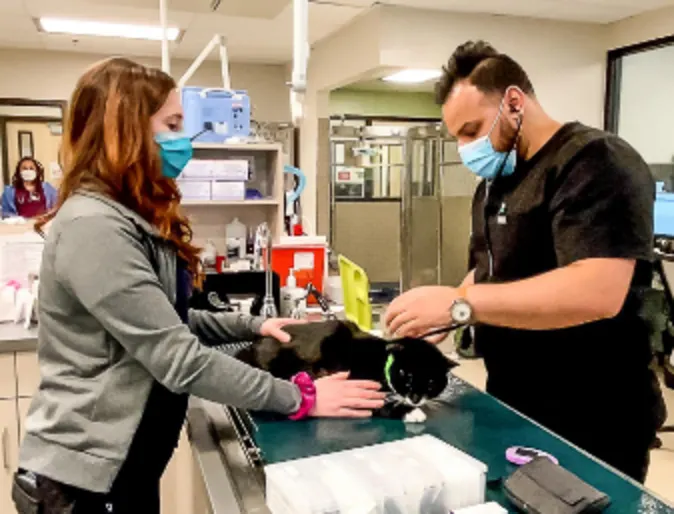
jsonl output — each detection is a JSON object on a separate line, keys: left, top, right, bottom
{"left": 190, "top": 270, "right": 281, "bottom": 316}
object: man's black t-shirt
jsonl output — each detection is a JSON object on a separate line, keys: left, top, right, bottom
{"left": 470, "top": 123, "right": 663, "bottom": 454}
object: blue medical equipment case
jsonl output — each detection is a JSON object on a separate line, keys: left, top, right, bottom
{"left": 182, "top": 87, "right": 251, "bottom": 142}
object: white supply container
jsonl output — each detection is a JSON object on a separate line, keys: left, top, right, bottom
{"left": 212, "top": 159, "right": 250, "bottom": 181}
{"left": 226, "top": 218, "right": 248, "bottom": 259}
{"left": 211, "top": 181, "right": 245, "bottom": 201}
{"left": 177, "top": 180, "right": 211, "bottom": 200}
{"left": 280, "top": 269, "right": 307, "bottom": 317}
{"left": 181, "top": 159, "right": 213, "bottom": 180}
{"left": 265, "top": 435, "right": 488, "bottom": 514}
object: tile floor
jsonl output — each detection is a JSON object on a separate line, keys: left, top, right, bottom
{"left": 442, "top": 347, "right": 674, "bottom": 505}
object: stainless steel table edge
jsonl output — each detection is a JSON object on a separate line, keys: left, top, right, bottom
{"left": 187, "top": 398, "right": 269, "bottom": 514}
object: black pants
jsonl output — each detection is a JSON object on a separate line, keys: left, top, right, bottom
{"left": 487, "top": 384, "right": 658, "bottom": 483}
{"left": 30, "top": 469, "right": 160, "bottom": 514}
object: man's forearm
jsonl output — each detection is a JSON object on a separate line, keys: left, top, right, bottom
{"left": 466, "top": 259, "right": 634, "bottom": 330}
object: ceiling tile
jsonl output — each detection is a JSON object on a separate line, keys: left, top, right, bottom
{"left": 0, "top": 0, "right": 26, "bottom": 15}
{"left": 174, "top": 2, "right": 362, "bottom": 62}
{"left": 25, "top": 0, "right": 194, "bottom": 27}
{"left": 0, "top": 14, "right": 43, "bottom": 45}
{"left": 61, "top": 0, "right": 291, "bottom": 17}
{"left": 39, "top": 32, "right": 174, "bottom": 57}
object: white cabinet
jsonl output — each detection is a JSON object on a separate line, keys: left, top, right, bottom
{"left": 15, "top": 352, "right": 39, "bottom": 398}
{"left": 0, "top": 349, "right": 38, "bottom": 514}
{"left": 160, "top": 426, "right": 205, "bottom": 514}
{"left": 0, "top": 354, "right": 15, "bottom": 399}
{"left": 0, "top": 399, "right": 19, "bottom": 514}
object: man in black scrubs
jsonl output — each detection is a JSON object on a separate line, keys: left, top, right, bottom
{"left": 385, "top": 41, "right": 666, "bottom": 482}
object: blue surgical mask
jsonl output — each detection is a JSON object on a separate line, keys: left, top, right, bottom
{"left": 458, "top": 103, "right": 518, "bottom": 180}
{"left": 155, "top": 132, "right": 193, "bottom": 179}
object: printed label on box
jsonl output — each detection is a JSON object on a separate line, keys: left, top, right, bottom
{"left": 294, "top": 252, "right": 315, "bottom": 270}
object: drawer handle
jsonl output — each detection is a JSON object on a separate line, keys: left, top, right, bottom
{"left": 2, "top": 427, "right": 9, "bottom": 470}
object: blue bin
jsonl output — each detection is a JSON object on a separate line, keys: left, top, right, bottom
{"left": 655, "top": 192, "right": 674, "bottom": 236}
{"left": 182, "top": 87, "right": 251, "bottom": 142}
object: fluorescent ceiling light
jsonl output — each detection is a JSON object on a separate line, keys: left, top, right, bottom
{"left": 38, "top": 17, "right": 181, "bottom": 41}
{"left": 382, "top": 69, "right": 442, "bottom": 84}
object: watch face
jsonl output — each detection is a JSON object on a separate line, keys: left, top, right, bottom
{"left": 451, "top": 300, "right": 472, "bottom": 324}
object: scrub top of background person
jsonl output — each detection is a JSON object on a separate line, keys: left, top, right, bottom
{"left": 1, "top": 157, "right": 57, "bottom": 218}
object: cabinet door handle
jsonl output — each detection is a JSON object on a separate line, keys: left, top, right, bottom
{"left": 2, "top": 427, "right": 9, "bottom": 470}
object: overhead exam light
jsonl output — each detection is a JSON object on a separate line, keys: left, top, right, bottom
{"left": 37, "top": 17, "right": 181, "bottom": 41}
{"left": 382, "top": 69, "right": 442, "bottom": 84}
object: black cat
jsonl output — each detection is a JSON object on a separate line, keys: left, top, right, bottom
{"left": 236, "top": 320, "right": 458, "bottom": 421}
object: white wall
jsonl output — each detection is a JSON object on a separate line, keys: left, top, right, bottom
{"left": 607, "top": 6, "right": 674, "bottom": 49}
{"left": 330, "top": 89, "right": 439, "bottom": 118}
{"left": 0, "top": 49, "right": 291, "bottom": 122}
{"left": 617, "top": 44, "right": 674, "bottom": 163}
{"left": 379, "top": 6, "right": 606, "bottom": 129}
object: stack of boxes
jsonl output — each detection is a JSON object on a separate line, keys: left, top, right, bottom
{"left": 177, "top": 159, "right": 251, "bottom": 202}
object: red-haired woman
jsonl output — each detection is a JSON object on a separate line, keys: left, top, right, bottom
{"left": 14, "top": 57, "right": 384, "bottom": 513}
{"left": 1, "top": 157, "right": 57, "bottom": 218}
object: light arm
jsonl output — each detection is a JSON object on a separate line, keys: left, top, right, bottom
{"left": 466, "top": 258, "right": 635, "bottom": 330}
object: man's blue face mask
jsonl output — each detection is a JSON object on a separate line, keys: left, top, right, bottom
{"left": 155, "top": 132, "right": 193, "bottom": 179}
{"left": 458, "top": 99, "right": 520, "bottom": 180}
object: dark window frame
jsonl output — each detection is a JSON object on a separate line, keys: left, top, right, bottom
{"left": 604, "top": 34, "right": 674, "bottom": 133}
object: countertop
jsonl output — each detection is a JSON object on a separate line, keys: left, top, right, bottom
{"left": 0, "top": 322, "right": 38, "bottom": 353}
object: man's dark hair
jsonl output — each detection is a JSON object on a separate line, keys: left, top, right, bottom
{"left": 435, "top": 40, "right": 534, "bottom": 105}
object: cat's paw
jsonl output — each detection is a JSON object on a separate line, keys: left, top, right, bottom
{"left": 403, "top": 408, "right": 427, "bottom": 424}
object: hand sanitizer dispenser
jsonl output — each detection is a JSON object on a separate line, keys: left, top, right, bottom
{"left": 281, "top": 269, "right": 306, "bottom": 318}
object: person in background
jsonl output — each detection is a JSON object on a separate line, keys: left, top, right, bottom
{"left": 1, "top": 157, "right": 57, "bottom": 218}
{"left": 14, "top": 57, "right": 385, "bottom": 514}
{"left": 385, "top": 41, "right": 665, "bottom": 483}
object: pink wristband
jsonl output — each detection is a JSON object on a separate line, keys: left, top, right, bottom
{"left": 288, "top": 372, "right": 316, "bottom": 421}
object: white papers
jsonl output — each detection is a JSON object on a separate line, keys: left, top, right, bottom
{"left": 0, "top": 231, "right": 44, "bottom": 286}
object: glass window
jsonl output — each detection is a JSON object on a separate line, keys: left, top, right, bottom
{"left": 609, "top": 41, "right": 674, "bottom": 193}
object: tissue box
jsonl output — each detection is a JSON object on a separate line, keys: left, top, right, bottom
{"left": 265, "top": 435, "right": 488, "bottom": 514}
{"left": 211, "top": 159, "right": 250, "bottom": 181}
{"left": 211, "top": 181, "right": 245, "bottom": 201}
{"left": 177, "top": 181, "right": 211, "bottom": 200}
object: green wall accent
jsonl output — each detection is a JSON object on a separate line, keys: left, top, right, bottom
{"left": 329, "top": 88, "right": 439, "bottom": 118}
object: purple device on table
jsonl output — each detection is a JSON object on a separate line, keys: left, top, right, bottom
{"left": 506, "top": 446, "right": 558, "bottom": 466}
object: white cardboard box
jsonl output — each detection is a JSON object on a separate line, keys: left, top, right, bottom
{"left": 211, "top": 181, "right": 245, "bottom": 201}
{"left": 178, "top": 180, "right": 211, "bottom": 200}
{"left": 211, "top": 159, "right": 250, "bottom": 181}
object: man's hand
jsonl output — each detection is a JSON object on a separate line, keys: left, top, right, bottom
{"left": 384, "top": 286, "right": 457, "bottom": 338}
{"left": 259, "top": 318, "right": 307, "bottom": 343}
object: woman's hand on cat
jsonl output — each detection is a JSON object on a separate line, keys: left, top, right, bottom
{"left": 311, "top": 372, "right": 386, "bottom": 418}
{"left": 259, "top": 318, "right": 308, "bottom": 343}
{"left": 384, "top": 286, "right": 456, "bottom": 340}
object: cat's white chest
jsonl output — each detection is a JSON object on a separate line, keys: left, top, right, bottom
{"left": 403, "top": 408, "right": 427, "bottom": 424}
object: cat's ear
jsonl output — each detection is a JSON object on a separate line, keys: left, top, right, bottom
{"left": 386, "top": 343, "right": 404, "bottom": 353}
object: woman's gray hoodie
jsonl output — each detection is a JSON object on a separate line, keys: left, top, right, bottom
{"left": 19, "top": 191, "right": 300, "bottom": 493}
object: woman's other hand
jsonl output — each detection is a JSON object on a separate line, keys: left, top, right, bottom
{"left": 259, "top": 318, "right": 307, "bottom": 343}
{"left": 311, "top": 372, "right": 386, "bottom": 418}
